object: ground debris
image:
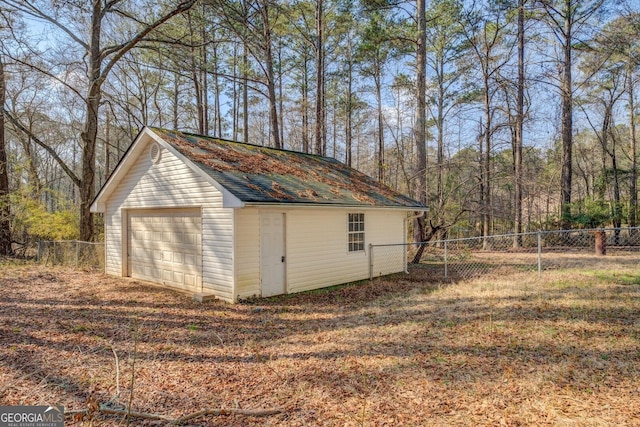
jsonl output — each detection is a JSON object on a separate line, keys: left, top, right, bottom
{"left": 1, "top": 261, "right": 639, "bottom": 426}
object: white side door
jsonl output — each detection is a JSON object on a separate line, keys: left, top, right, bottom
{"left": 260, "top": 212, "right": 286, "bottom": 297}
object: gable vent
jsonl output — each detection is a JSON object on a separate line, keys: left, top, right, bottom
{"left": 150, "top": 142, "right": 162, "bottom": 164}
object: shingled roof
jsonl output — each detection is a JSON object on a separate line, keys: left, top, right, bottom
{"left": 151, "top": 127, "right": 425, "bottom": 209}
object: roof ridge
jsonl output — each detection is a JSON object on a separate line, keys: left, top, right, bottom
{"left": 149, "top": 126, "right": 337, "bottom": 162}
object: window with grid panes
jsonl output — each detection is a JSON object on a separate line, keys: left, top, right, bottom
{"left": 348, "top": 213, "right": 365, "bottom": 252}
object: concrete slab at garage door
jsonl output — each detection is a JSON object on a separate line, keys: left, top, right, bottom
{"left": 127, "top": 209, "right": 202, "bottom": 292}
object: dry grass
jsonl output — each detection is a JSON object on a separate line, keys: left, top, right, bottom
{"left": 1, "top": 256, "right": 639, "bottom": 426}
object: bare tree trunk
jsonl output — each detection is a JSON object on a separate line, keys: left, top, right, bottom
{"left": 0, "top": 55, "right": 12, "bottom": 256}
{"left": 611, "top": 133, "right": 621, "bottom": 241}
{"left": 277, "top": 42, "right": 284, "bottom": 147}
{"left": 344, "top": 56, "right": 353, "bottom": 167}
{"left": 595, "top": 229, "right": 606, "bottom": 255}
{"left": 345, "top": 33, "right": 353, "bottom": 167}
{"left": 202, "top": 27, "right": 209, "bottom": 135}
{"left": 302, "top": 52, "right": 310, "bottom": 153}
{"left": 260, "top": 0, "right": 280, "bottom": 149}
{"left": 200, "top": 7, "right": 211, "bottom": 137}
{"left": 478, "top": 123, "right": 485, "bottom": 239}
{"left": 314, "top": 0, "right": 325, "bottom": 155}
{"left": 105, "top": 111, "right": 111, "bottom": 176}
{"left": 213, "top": 42, "right": 222, "bottom": 138}
{"left": 482, "top": 72, "right": 491, "bottom": 246}
{"left": 79, "top": 0, "right": 104, "bottom": 242}
{"left": 514, "top": 0, "right": 524, "bottom": 247}
{"left": 597, "top": 104, "right": 611, "bottom": 201}
{"left": 375, "top": 71, "right": 384, "bottom": 182}
{"left": 232, "top": 42, "right": 239, "bottom": 141}
{"left": 172, "top": 76, "right": 179, "bottom": 130}
{"left": 188, "top": 12, "right": 204, "bottom": 134}
{"left": 243, "top": 42, "right": 249, "bottom": 143}
{"left": 559, "top": 0, "right": 574, "bottom": 227}
{"left": 414, "top": 0, "right": 428, "bottom": 243}
{"left": 628, "top": 67, "right": 637, "bottom": 233}
{"left": 436, "top": 53, "right": 445, "bottom": 216}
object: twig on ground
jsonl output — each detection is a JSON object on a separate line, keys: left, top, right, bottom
{"left": 125, "top": 316, "right": 139, "bottom": 427}
{"left": 65, "top": 404, "right": 284, "bottom": 424}
{"left": 170, "top": 407, "right": 285, "bottom": 424}
{"left": 107, "top": 341, "right": 121, "bottom": 400}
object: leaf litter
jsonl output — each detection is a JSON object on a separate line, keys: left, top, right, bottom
{"left": 0, "top": 258, "right": 639, "bottom": 426}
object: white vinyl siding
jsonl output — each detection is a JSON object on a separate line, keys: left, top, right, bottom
{"left": 231, "top": 207, "right": 407, "bottom": 300}
{"left": 201, "top": 206, "right": 234, "bottom": 301}
{"left": 285, "top": 208, "right": 406, "bottom": 294}
{"left": 234, "top": 209, "right": 260, "bottom": 300}
{"left": 103, "top": 140, "right": 234, "bottom": 302}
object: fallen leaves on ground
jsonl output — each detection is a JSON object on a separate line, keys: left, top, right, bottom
{"left": 0, "top": 258, "right": 639, "bottom": 426}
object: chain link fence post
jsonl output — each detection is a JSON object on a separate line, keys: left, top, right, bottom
{"left": 444, "top": 240, "right": 448, "bottom": 279}
{"left": 537, "top": 231, "right": 542, "bottom": 279}
{"left": 369, "top": 243, "right": 373, "bottom": 280}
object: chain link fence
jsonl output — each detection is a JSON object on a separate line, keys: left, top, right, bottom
{"left": 370, "top": 227, "right": 640, "bottom": 281}
{"left": 34, "top": 229, "right": 640, "bottom": 279}
{"left": 37, "top": 240, "right": 105, "bottom": 270}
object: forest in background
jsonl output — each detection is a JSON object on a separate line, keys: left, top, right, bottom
{"left": 0, "top": 0, "right": 638, "bottom": 254}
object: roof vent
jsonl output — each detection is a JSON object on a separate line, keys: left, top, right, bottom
{"left": 150, "top": 142, "right": 162, "bottom": 164}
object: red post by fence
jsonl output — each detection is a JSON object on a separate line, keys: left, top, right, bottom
{"left": 595, "top": 230, "right": 606, "bottom": 256}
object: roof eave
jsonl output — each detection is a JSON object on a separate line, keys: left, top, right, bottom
{"left": 240, "top": 201, "right": 428, "bottom": 211}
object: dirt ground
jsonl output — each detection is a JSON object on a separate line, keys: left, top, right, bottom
{"left": 1, "top": 259, "right": 639, "bottom": 426}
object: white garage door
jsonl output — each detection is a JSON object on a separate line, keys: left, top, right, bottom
{"left": 127, "top": 209, "right": 202, "bottom": 292}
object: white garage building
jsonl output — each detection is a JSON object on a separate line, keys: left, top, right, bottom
{"left": 91, "top": 127, "right": 426, "bottom": 302}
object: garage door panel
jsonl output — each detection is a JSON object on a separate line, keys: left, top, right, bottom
{"left": 184, "top": 253, "right": 196, "bottom": 266}
{"left": 173, "top": 271, "right": 184, "bottom": 283}
{"left": 184, "top": 232, "right": 196, "bottom": 245}
{"left": 128, "top": 209, "right": 202, "bottom": 292}
{"left": 184, "top": 273, "right": 196, "bottom": 287}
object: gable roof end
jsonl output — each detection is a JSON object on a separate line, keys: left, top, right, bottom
{"left": 90, "top": 127, "right": 244, "bottom": 213}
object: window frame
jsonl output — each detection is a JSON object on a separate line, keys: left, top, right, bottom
{"left": 347, "top": 212, "right": 365, "bottom": 253}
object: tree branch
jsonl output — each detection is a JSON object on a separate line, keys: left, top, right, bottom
{"left": 99, "top": 0, "right": 198, "bottom": 81}
{"left": 3, "top": 0, "right": 90, "bottom": 50}
{"left": 3, "top": 53, "right": 85, "bottom": 101}
{"left": 3, "top": 108, "right": 81, "bottom": 187}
